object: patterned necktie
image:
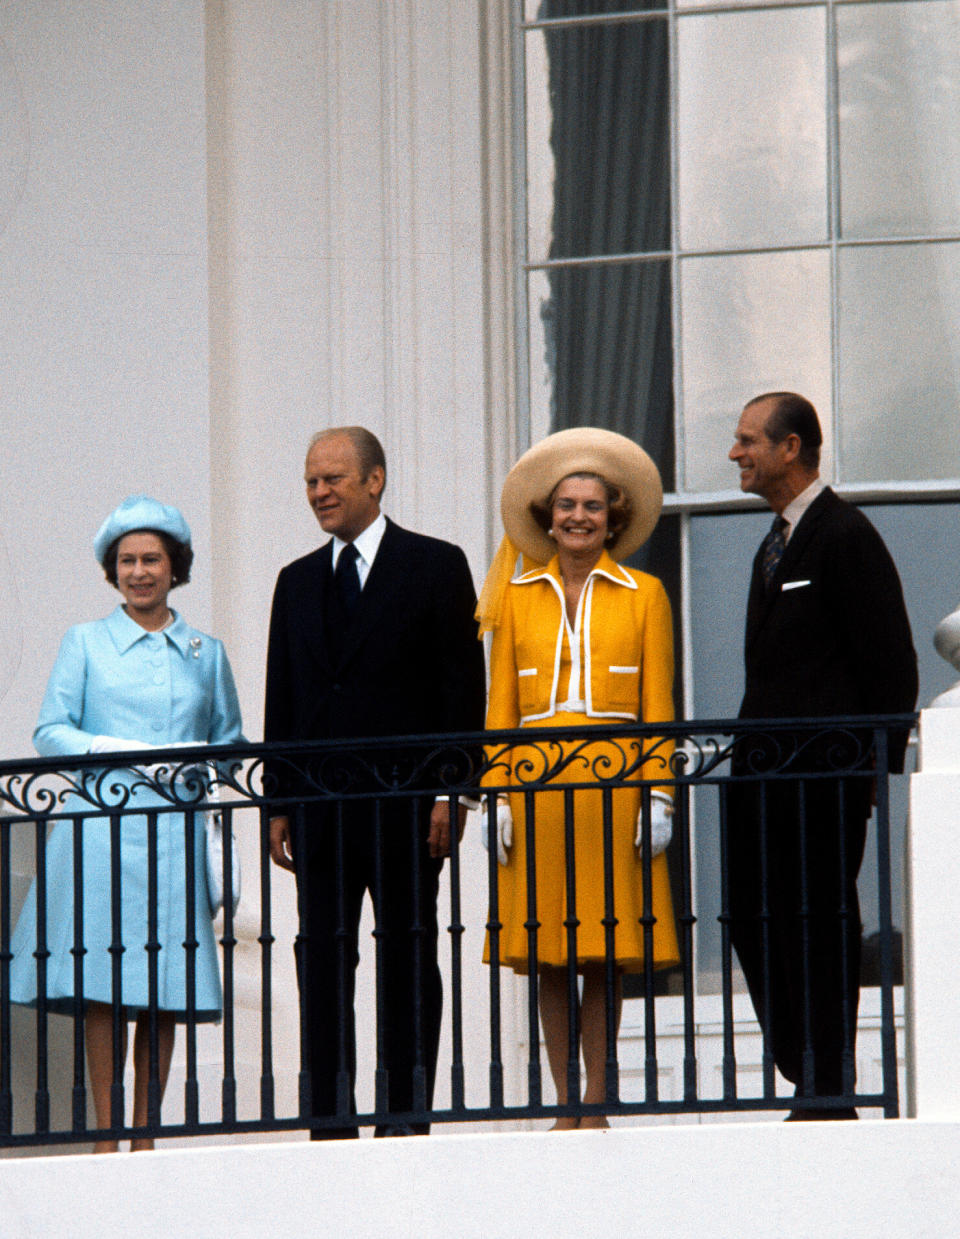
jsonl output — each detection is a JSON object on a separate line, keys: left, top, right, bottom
{"left": 334, "top": 542, "right": 361, "bottom": 616}
{"left": 760, "top": 516, "right": 787, "bottom": 588}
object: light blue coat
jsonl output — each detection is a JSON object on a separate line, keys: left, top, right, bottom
{"left": 9, "top": 606, "right": 244, "bottom": 1020}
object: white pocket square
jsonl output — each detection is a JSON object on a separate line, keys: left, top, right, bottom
{"left": 781, "top": 579, "right": 811, "bottom": 592}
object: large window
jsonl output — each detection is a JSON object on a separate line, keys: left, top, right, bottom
{"left": 514, "top": 0, "right": 960, "bottom": 989}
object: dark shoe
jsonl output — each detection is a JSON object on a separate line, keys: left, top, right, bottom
{"left": 785, "top": 1107, "right": 858, "bottom": 1122}
{"left": 310, "top": 1125, "right": 360, "bottom": 1141}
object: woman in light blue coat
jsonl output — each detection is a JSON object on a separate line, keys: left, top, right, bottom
{"left": 9, "top": 496, "right": 244, "bottom": 1150}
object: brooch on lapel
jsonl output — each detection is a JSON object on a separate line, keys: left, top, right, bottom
{"left": 190, "top": 637, "right": 202, "bottom": 659}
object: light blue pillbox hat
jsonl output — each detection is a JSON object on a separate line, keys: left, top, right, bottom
{"left": 93, "top": 495, "right": 192, "bottom": 565}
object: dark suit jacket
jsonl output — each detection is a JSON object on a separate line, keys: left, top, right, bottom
{"left": 264, "top": 517, "right": 486, "bottom": 784}
{"left": 739, "top": 487, "right": 918, "bottom": 772}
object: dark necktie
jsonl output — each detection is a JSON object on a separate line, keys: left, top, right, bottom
{"left": 761, "top": 516, "right": 787, "bottom": 588}
{"left": 334, "top": 542, "right": 361, "bottom": 617}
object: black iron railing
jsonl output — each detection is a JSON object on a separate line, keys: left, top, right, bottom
{"left": 0, "top": 715, "right": 914, "bottom": 1148}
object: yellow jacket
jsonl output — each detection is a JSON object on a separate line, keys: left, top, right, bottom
{"left": 486, "top": 551, "right": 674, "bottom": 730}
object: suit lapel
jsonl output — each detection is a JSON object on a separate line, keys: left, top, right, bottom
{"left": 744, "top": 547, "right": 767, "bottom": 650}
{"left": 777, "top": 487, "right": 833, "bottom": 579}
{"left": 302, "top": 543, "right": 335, "bottom": 674}
{"left": 333, "top": 519, "right": 405, "bottom": 668}
{"left": 745, "top": 488, "right": 834, "bottom": 649}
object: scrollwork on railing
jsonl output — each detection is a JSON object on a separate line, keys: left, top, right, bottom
{"left": 0, "top": 771, "right": 62, "bottom": 817}
{"left": 0, "top": 758, "right": 248, "bottom": 818}
{"left": 480, "top": 733, "right": 681, "bottom": 790}
{"left": 728, "top": 723, "right": 874, "bottom": 778}
{"left": 0, "top": 717, "right": 903, "bottom": 820}
{"left": 260, "top": 741, "right": 484, "bottom": 802}
{"left": 667, "top": 735, "right": 735, "bottom": 780}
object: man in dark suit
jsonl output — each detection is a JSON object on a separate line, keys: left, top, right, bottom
{"left": 265, "top": 426, "right": 486, "bottom": 1137}
{"left": 727, "top": 392, "right": 917, "bottom": 1118}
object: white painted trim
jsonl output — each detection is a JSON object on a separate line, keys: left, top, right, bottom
{"left": 906, "top": 709, "right": 960, "bottom": 1118}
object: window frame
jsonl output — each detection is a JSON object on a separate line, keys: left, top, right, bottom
{"left": 513, "top": 0, "right": 960, "bottom": 524}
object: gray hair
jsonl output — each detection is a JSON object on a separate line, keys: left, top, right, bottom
{"left": 306, "top": 426, "right": 387, "bottom": 492}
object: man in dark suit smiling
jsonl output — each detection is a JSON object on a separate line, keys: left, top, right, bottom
{"left": 265, "top": 426, "right": 485, "bottom": 1137}
{"left": 727, "top": 392, "right": 917, "bottom": 1117}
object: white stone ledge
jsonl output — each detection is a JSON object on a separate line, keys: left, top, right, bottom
{"left": 917, "top": 705, "right": 960, "bottom": 771}
{"left": 2, "top": 1121, "right": 959, "bottom": 1239}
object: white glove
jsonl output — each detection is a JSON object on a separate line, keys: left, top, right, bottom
{"left": 481, "top": 799, "right": 513, "bottom": 866}
{"left": 635, "top": 791, "right": 673, "bottom": 858}
{"left": 89, "top": 735, "right": 154, "bottom": 754}
{"left": 88, "top": 737, "right": 204, "bottom": 787}
{"left": 149, "top": 742, "right": 209, "bottom": 789}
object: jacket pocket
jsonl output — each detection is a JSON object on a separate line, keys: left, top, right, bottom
{"left": 517, "top": 667, "right": 539, "bottom": 715}
{"left": 603, "top": 664, "right": 639, "bottom": 713}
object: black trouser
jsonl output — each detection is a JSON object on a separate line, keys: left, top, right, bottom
{"left": 727, "top": 776, "right": 868, "bottom": 1098}
{"left": 293, "top": 798, "right": 443, "bottom": 1138}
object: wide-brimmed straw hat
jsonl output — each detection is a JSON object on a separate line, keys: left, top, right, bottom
{"left": 93, "top": 495, "right": 192, "bottom": 566}
{"left": 500, "top": 426, "right": 662, "bottom": 564}
{"left": 476, "top": 427, "right": 663, "bottom": 635}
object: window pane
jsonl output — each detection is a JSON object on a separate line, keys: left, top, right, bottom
{"left": 524, "top": 18, "right": 669, "bottom": 261}
{"left": 527, "top": 263, "right": 675, "bottom": 484}
{"left": 680, "top": 250, "right": 832, "bottom": 493}
{"left": 838, "top": 243, "right": 960, "bottom": 482}
{"left": 690, "top": 509, "right": 767, "bottom": 720}
{"left": 839, "top": 1, "right": 960, "bottom": 239}
{"left": 677, "top": 9, "right": 827, "bottom": 251}
{"left": 527, "top": 268, "right": 555, "bottom": 445}
{"left": 524, "top": 1, "right": 666, "bottom": 21}
{"left": 870, "top": 502, "right": 960, "bottom": 709}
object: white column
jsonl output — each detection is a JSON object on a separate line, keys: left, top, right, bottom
{"left": 905, "top": 706, "right": 960, "bottom": 1118}
{"left": 203, "top": 0, "right": 497, "bottom": 1132}
{"left": 206, "top": 0, "right": 492, "bottom": 733}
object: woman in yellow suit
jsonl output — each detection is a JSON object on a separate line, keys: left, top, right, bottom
{"left": 477, "top": 428, "right": 679, "bottom": 1128}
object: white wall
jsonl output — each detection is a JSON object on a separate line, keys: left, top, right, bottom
{"left": 0, "top": 0, "right": 220, "bottom": 1132}
{"left": 0, "top": 0, "right": 494, "bottom": 751}
{"left": 0, "top": 1, "right": 213, "bottom": 756}
{"left": 0, "top": 0, "right": 507, "bottom": 1145}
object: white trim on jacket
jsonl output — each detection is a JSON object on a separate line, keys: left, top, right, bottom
{"left": 511, "top": 559, "right": 639, "bottom": 724}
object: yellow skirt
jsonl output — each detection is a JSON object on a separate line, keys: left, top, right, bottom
{"left": 485, "top": 713, "right": 680, "bottom": 975}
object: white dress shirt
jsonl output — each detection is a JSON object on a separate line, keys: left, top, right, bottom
{"left": 331, "top": 511, "right": 387, "bottom": 587}
{"left": 781, "top": 477, "right": 825, "bottom": 543}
